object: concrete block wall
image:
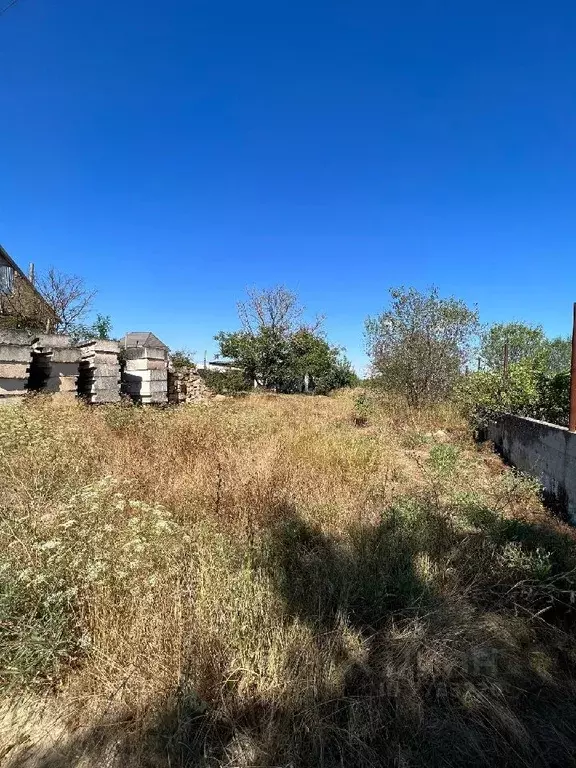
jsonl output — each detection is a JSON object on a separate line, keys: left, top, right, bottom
{"left": 485, "top": 413, "right": 576, "bottom": 522}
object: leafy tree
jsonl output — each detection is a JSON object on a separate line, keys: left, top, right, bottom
{"left": 365, "top": 287, "right": 479, "bottom": 407}
{"left": 457, "top": 362, "right": 542, "bottom": 423}
{"left": 170, "top": 349, "right": 195, "bottom": 370}
{"left": 90, "top": 314, "right": 112, "bottom": 340}
{"left": 69, "top": 314, "right": 112, "bottom": 344}
{"left": 535, "top": 371, "right": 570, "bottom": 426}
{"left": 457, "top": 365, "right": 571, "bottom": 428}
{"left": 480, "top": 322, "right": 571, "bottom": 375}
{"left": 544, "top": 336, "right": 572, "bottom": 374}
{"left": 216, "top": 287, "right": 354, "bottom": 394}
{"left": 287, "top": 329, "right": 357, "bottom": 394}
{"left": 313, "top": 358, "right": 358, "bottom": 395}
{"left": 216, "top": 286, "right": 305, "bottom": 390}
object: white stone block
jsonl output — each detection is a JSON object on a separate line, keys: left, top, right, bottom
{"left": 0, "top": 346, "right": 32, "bottom": 363}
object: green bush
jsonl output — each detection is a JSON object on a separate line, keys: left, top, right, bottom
{"left": 456, "top": 363, "right": 570, "bottom": 427}
{"left": 198, "top": 368, "right": 252, "bottom": 394}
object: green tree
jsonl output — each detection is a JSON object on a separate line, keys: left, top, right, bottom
{"left": 480, "top": 322, "right": 571, "bottom": 375}
{"left": 216, "top": 286, "right": 304, "bottom": 389}
{"left": 70, "top": 314, "right": 112, "bottom": 343}
{"left": 365, "top": 287, "right": 479, "bottom": 407}
{"left": 544, "top": 336, "right": 572, "bottom": 374}
{"left": 286, "top": 329, "right": 357, "bottom": 394}
{"left": 216, "top": 287, "right": 354, "bottom": 394}
{"left": 480, "top": 322, "right": 547, "bottom": 371}
{"left": 457, "top": 363, "right": 571, "bottom": 428}
{"left": 169, "top": 349, "right": 195, "bottom": 370}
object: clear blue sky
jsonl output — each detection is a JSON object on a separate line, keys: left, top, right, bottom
{"left": 2, "top": 0, "right": 575, "bottom": 371}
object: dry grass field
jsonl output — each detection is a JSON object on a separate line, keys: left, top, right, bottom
{"left": 2, "top": 391, "right": 576, "bottom": 767}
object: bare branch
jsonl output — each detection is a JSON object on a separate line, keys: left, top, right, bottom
{"left": 37, "top": 268, "right": 97, "bottom": 333}
{"left": 237, "top": 286, "right": 304, "bottom": 337}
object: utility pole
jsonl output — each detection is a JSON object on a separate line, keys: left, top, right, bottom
{"left": 569, "top": 303, "right": 576, "bottom": 432}
{"left": 503, "top": 341, "right": 509, "bottom": 378}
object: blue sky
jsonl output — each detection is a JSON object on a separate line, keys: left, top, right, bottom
{"left": 2, "top": 0, "right": 575, "bottom": 371}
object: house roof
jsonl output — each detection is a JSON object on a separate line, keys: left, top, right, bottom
{"left": 0, "top": 244, "right": 58, "bottom": 319}
{"left": 123, "top": 332, "right": 169, "bottom": 350}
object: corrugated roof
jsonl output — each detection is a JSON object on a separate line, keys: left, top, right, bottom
{"left": 123, "top": 332, "right": 169, "bottom": 350}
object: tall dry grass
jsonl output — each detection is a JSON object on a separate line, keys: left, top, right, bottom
{"left": 1, "top": 391, "right": 576, "bottom": 767}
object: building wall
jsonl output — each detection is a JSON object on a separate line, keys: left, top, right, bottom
{"left": 0, "top": 265, "right": 56, "bottom": 331}
{"left": 485, "top": 413, "right": 576, "bottom": 522}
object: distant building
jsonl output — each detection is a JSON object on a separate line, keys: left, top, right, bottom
{"left": 204, "top": 359, "right": 240, "bottom": 373}
{"left": 0, "top": 245, "right": 58, "bottom": 332}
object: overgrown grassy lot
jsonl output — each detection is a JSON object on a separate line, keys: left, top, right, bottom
{"left": 2, "top": 392, "right": 576, "bottom": 767}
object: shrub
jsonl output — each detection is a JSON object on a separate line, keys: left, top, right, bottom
{"left": 456, "top": 364, "right": 570, "bottom": 427}
{"left": 198, "top": 368, "right": 252, "bottom": 394}
{"left": 365, "top": 286, "right": 479, "bottom": 406}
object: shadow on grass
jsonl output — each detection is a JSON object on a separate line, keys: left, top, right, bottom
{"left": 9, "top": 504, "right": 576, "bottom": 768}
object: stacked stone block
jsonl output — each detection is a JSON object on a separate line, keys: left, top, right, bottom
{"left": 32, "top": 335, "right": 81, "bottom": 397}
{"left": 0, "top": 329, "right": 34, "bottom": 402}
{"left": 121, "top": 340, "right": 168, "bottom": 404}
{"left": 78, "top": 340, "right": 121, "bottom": 403}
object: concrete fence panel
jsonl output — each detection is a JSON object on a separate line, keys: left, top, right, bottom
{"left": 485, "top": 414, "right": 576, "bottom": 522}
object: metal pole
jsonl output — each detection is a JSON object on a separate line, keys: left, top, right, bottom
{"left": 503, "top": 341, "right": 509, "bottom": 377}
{"left": 569, "top": 303, "right": 576, "bottom": 432}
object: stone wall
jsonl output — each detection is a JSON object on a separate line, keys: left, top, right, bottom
{"left": 168, "top": 367, "right": 213, "bottom": 404}
{"left": 485, "top": 413, "right": 576, "bottom": 522}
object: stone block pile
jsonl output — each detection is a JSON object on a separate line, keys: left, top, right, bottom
{"left": 0, "top": 329, "right": 34, "bottom": 402}
{"left": 31, "top": 335, "right": 81, "bottom": 397}
{"left": 121, "top": 333, "right": 169, "bottom": 404}
{"left": 78, "top": 340, "right": 121, "bottom": 404}
{"left": 0, "top": 328, "right": 189, "bottom": 406}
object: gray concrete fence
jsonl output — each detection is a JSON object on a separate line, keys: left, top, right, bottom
{"left": 485, "top": 413, "right": 576, "bottom": 523}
